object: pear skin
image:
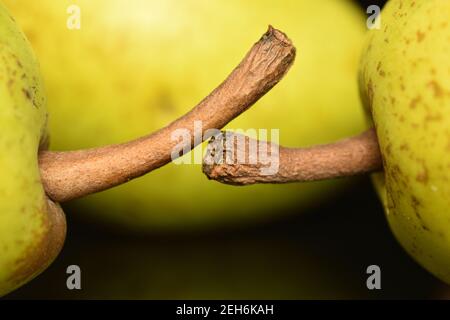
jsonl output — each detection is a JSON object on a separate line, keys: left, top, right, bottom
{"left": 359, "top": 0, "right": 450, "bottom": 283}
{"left": 0, "top": 4, "right": 65, "bottom": 296}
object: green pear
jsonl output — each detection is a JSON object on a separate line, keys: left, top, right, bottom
{"left": 359, "top": 0, "right": 450, "bottom": 283}
{"left": 4, "top": 0, "right": 368, "bottom": 230}
{"left": 0, "top": 4, "right": 66, "bottom": 296}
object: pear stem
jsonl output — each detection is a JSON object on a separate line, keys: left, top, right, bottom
{"left": 202, "top": 128, "right": 383, "bottom": 185}
{"left": 38, "top": 26, "right": 296, "bottom": 203}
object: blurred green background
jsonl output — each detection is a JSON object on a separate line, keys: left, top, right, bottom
{"left": 5, "top": 0, "right": 450, "bottom": 299}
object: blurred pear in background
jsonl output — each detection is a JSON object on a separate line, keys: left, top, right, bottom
{"left": 4, "top": 0, "right": 367, "bottom": 230}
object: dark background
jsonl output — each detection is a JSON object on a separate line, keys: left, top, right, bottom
{"left": 6, "top": 0, "right": 450, "bottom": 299}
{"left": 7, "top": 177, "right": 447, "bottom": 299}
{"left": 358, "top": 0, "right": 387, "bottom": 9}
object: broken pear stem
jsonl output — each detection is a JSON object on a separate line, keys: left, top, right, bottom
{"left": 39, "top": 26, "right": 296, "bottom": 203}
{"left": 202, "top": 128, "right": 383, "bottom": 185}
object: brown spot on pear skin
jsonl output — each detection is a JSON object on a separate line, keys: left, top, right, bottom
{"left": 410, "top": 96, "right": 422, "bottom": 109}
{"left": 411, "top": 196, "right": 421, "bottom": 208}
{"left": 416, "top": 30, "right": 426, "bottom": 42}
{"left": 411, "top": 195, "right": 430, "bottom": 232}
{"left": 22, "top": 88, "right": 31, "bottom": 100}
{"left": 416, "top": 170, "right": 429, "bottom": 184}
{"left": 385, "top": 143, "right": 392, "bottom": 156}
{"left": 428, "top": 80, "right": 443, "bottom": 97}
{"left": 390, "top": 96, "right": 396, "bottom": 105}
{"left": 424, "top": 113, "right": 443, "bottom": 122}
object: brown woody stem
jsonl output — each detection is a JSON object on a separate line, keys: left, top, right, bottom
{"left": 39, "top": 26, "right": 296, "bottom": 203}
{"left": 202, "top": 129, "right": 383, "bottom": 185}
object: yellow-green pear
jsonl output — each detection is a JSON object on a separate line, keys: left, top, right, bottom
{"left": 359, "top": 0, "right": 450, "bottom": 283}
{"left": 4, "top": 0, "right": 368, "bottom": 230}
{"left": 0, "top": 3, "right": 66, "bottom": 296}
